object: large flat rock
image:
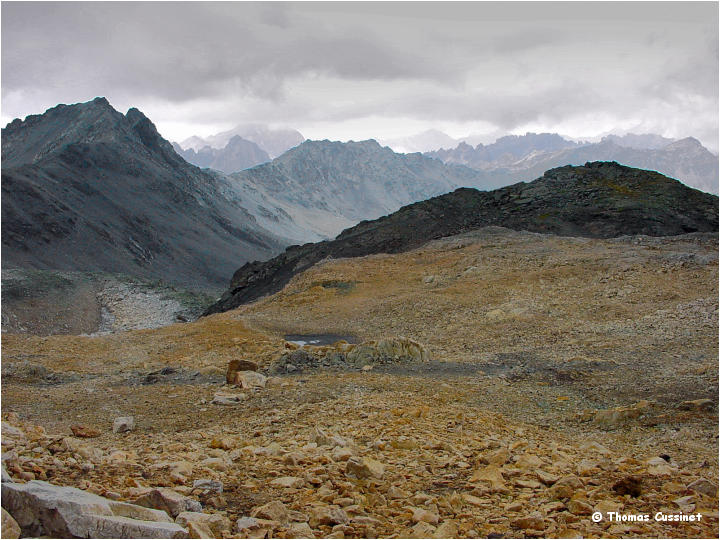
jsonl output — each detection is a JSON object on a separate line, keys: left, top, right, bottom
{"left": 1, "top": 480, "right": 188, "bottom": 538}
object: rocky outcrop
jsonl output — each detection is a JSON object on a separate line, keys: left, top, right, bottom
{"left": 206, "top": 161, "right": 719, "bottom": 313}
{"left": 270, "top": 337, "right": 429, "bottom": 373}
{"left": 1, "top": 480, "right": 188, "bottom": 538}
{"left": 346, "top": 338, "right": 430, "bottom": 365}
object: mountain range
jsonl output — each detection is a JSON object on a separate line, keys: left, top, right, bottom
{"left": 3, "top": 98, "right": 718, "bottom": 294}
{"left": 179, "top": 124, "right": 305, "bottom": 158}
{"left": 171, "top": 136, "right": 270, "bottom": 174}
{"left": 227, "top": 139, "right": 491, "bottom": 241}
{"left": 426, "top": 132, "right": 719, "bottom": 194}
{"left": 1, "top": 98, "right": 288, "bottom": 289}
{"left": 1, "top": 99, "right": 492, "bottom": 287}
{"left": 205, "top": 161, "right": 719, "bottom": 314}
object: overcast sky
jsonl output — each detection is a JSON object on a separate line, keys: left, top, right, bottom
{"left": 2, "top": 2, "right": 718, "bottom": 150}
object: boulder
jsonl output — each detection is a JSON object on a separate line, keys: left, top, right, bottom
{"left": 226, "top": 359, "right": 258, "bottom": 384}
{"left": 687, "top": 477, "right": 718, "bottom": 497}
{"left": 1, "top": 422, "right": 26, "bottom": 446}
{"left": 251, "top": 501, "right": 289, "bottom": 524}
{"left": 2, "top": 480, "right": 187, "bottom": 538}
{"left": 314, "top": 426, "right": 352, "bottom": 448}
{"left": 1, "top": 508, "right": 20, "bottom": 539}
{"left": 511, "top": 511, "right": 545, "bottom": 531}
{"left": 71, "top": 425, "right": 102, "bottom": 438}
{"left": 345, "top": 457, "right": 385, "bottom": 479}
{"left": 186, "top": 520, "right": 214, "bottom": 539}
{"left": 233, "top": 371, "right": 267, "bottom": 389}
{"left": 176, "top": 512, "right": 231, "bottom": 537}
{"left": 270, "top": 476, "right": 304, "bottom": 489}
{"left": 411, "top": 507, "right": 439, "bottom": 525}
{"left": 346, "top": 337, "right": 430, "bottom": 365}
{"left": 211, "top": 391, "right": 246, "bottom": 405}
{"left": 308, "top": 505, "right": 349, "bottom": 527}
{"left": 469, "top": 464, "right": 506, "bottom": 491}
{"left": 2, "top": 465, "right": 12, "bottom": 483}
{"left": 113, "top": 416, "right": 135, "bottom": 433}
{"left": 192, "top": 479, "right": 223, "bottom": 493}
{"left": 133, "top": 488, "right": 202, "bottom": 518}
{"left": 593, "top": 401, "right": 657, "bottom": 428}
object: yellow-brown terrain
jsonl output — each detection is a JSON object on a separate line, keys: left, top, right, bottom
{"left": 2, "top": 227, "right": 718, "bottom": 538}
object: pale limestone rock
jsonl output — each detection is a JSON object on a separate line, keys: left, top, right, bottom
{"left": 176, "top": 512, "right": 231, "bottom": 537}
{"left": 332, "top": 446, "right": 354, "bottom": 462}
{"left": 579, "top": 441, "right": 612, "bottom": 455}
{"left": 314, "top": 426, "right": 352, "bottom": 448}
{"left": 593, "top": 499, "right": 622, "bottom": 517}
{"left": 234, "top": 371, "right": 267, "bottom": 389}
{"left": 566, "top": 499, "right": 593, "bottom": 515}
{"left": 411, "top": 507, "right": 439, "bottom": 525}
{"left": 2, "top": 464, "right": 12, "bottom": 483}
{"left": 345, "top": 456, "right": 385, "bottom": 479}
{"left": 226, "top": 359, "right": 258, "bottom": 384}
{"left": 2, "top": 480, "right": 187, "bottom": 538}
{"left": 515, "top": 453, "right": 543, "bottom": 469}
{"left": 200, "top": 457, "right": 229, "bottom": 471}
{"left": 1, "top": 422, "right": 26, "bottom": 445}
{"left": 548, "top": 476, "right": 582, "bottom": 499}
{"left": 462, "top": 493, "right": 484, "bottom": 507}
{"left": 645, "top": 456, "right": 677, "bottom": 476}
{"left": 234, "top": 516, "right": 260, "bottom": 533}
{"left": 687, "top": 477, "right": 718, "bottom": 497}
{"left": 251, "top": 501, "right": 289, "bottom": 524}
{"left": 387, "top": 485, "right": 408, "bottom": 499}
{"left": 108, "top": 501, "right": 175, "bottom": 522}
{"left": 193, "top": 479, "right": 223, "bottom": 493}
{"left": 469, "top": 464, "right": 505, "bottom": 491}
{"left": 308, "top": 505, "right": 349, "bottom": 527}
{"left": 346, "top": 337, "right": 430, "bottom": 365}
{"left": 484, "top": 447, "right": 510, "bottom": 466}
{"left": 408, "top": 521, "right": 436, "bottom": 538}
{"left": 288, "top": 521, "right": 315, "bottom": 538}
{"left": 536, "top": 469, "right": 559, "bottom": 485}
{"left": 271, "top": 476, "right": 304, "bottom": 488}
{"left": 433, "top": 520, "right": 458, "bottom": 538}
{"left": 1, "top": 508, "right": 20, "bottom": 539}
{"left": 133, "top": 488, "right": 202, "bottom": 518}
{"left": 576, "top": 459, "right": 599, "bottom": 476}
{"left": 113, "top": 416, "right": 135, "bottom": 433}
{"left": 511, "top": 511, "right": 545, "bottom": 531}
{"left": 211, "top": 391, "right": 246, "bottom": 406}
{"left": 593, "top": 400, "right": 656, "bottom": 428}
{"left": 187, "top": 520, "right": 214, "bottom": 539}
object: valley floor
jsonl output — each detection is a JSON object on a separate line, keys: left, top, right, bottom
{"left": 2, "top": 227, "right": 718, "bottom": 538}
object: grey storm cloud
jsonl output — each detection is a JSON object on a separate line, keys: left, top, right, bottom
{"left": 1, "top": 2, "right": 718, "bottom": 149}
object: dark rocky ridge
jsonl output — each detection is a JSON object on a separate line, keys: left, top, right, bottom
{"left": 205, "top": 161, "right": 719, "bottom": 314}
{"left": 2, "top": 98, "right": 287, "bottom": 289}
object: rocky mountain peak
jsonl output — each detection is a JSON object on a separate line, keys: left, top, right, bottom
{"left": 2, "top": 97, "right": 131, "bottom": 168}
{"left": 666, "top": 137, "right": 704, "bottom": 151}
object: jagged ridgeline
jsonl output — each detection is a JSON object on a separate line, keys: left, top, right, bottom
{"left": 1, "top": 98, "right": 287, "bottom": 288}
{"left": 205, "top": 161, "right": 719, "bottom": 314}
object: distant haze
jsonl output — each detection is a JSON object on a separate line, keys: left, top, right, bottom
{"left": 2, "top": 2, "right": 718, "bottom": 151}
